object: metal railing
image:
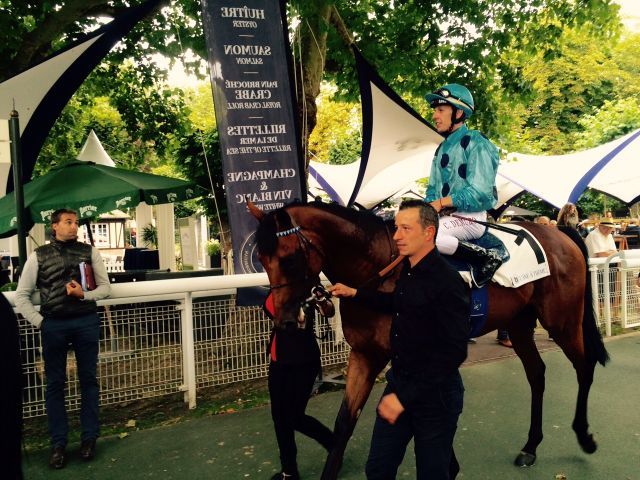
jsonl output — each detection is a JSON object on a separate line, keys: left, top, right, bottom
{"left": 6, "top": 254, "right": 640, "bottom": 419}
{"left": 4, "top": 273, "right": 350, "bottom": 418}
{"left": 589, "top": 250, "right": 640, "bottom": 336}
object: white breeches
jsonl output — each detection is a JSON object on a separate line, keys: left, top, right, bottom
{"left": 436, "top": 211, "right": 487, "bottom": 255}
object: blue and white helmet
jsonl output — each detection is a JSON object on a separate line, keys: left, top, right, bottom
{"left": 425, "top": 83, "right": 475, "bottom": 119}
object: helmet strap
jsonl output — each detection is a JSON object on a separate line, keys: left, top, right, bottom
{"left": 448, "top": 107, "right": 465, "bottom": 133}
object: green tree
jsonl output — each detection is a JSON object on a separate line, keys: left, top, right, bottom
{"left": 308, "top": 85, "right": 360, "bottom": 163}
{"left": 495, "top": 25, "right": 625, "bottom": 154}
{"left": 34, "top": 61, "right": 188, "bottom": 175}
{"left": 1, "top": 0, "right": 623, "bottom": 169}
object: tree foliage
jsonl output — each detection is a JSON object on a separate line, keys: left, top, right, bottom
{"left": 35, "top": 61, "right": 188, "bottom": 176}
{"left": 2, "top": 1, "right": 623, "bottom": 160}
{"left": 1, "top": 0, "right": 638, "bottom": 222}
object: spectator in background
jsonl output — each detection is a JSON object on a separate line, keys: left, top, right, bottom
{"left": 535, "top": 216, "right": 550, "bottom": 225}
{"left": 584, "top": 220, "right": 617, "bottom": 258}
{"left": 14, "top": 209, "right": 111, "bottom": 469}
{"left": 557, "top": 203, "right": 580, "bottom": 229}
{"left": 625, "top": 219, "right": 640, "bottom": 235}
{"left": 619, "top": 221, "right": 628, "bottom": 233}
{"left": 605, "top": 211, "right": 613, "bottom": 219}
{"left": 623, "top": 219, "right": 640, "bottom": 249}
{"left": 577, "top": 221, "right": 590, "bottom": 238}
{"left": 549, "top": 220, "right": 557, "bottom": 226}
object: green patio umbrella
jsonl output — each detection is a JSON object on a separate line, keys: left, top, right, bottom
{"left": 0, "top": 160, "right": 203, "bottom": 238}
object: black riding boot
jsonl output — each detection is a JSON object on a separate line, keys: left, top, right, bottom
{"left": 454, "top": 241, "right": 503, "bottom": 288}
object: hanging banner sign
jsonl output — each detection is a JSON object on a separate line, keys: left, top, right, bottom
{"left": 201, "top": 0, "right": 305, "bottom": 275}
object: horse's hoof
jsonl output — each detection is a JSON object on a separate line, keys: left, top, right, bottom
{"left": 514, "top": 451, "right": 536, "bottom": 467}
{"left": 579, "top": 433, "right": 597, "bottom": 454}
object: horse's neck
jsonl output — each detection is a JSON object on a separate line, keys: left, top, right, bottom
{"left": 299, "top": 208, "right": 393, "bottom": 287}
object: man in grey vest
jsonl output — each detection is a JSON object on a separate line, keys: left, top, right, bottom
{"left": 15, "top": 208, "right": 110, "bottom": 469}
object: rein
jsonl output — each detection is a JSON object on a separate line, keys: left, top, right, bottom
{"left": 269, "top": 219, "right": 333, "bottom": 333}
{"left": 356, "top": 222, "right": 405, "bottom": 290}
{"left": 268, "top": 212, "right": 403, "bottom": 333}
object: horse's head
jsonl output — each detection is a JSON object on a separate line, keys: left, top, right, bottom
{"left": 249, "top": 202, "right": 335, "bottom": 329}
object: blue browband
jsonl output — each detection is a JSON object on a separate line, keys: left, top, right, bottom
{"left": 275, "top": 226, "right": 301, "bottom": 238}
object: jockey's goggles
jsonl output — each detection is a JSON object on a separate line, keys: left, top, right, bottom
{"left": 430, "top": 88, "right": 474, "bottom": 112}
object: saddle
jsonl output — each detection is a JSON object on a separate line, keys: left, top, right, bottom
{"left": 445, "top": 225, "right": 550, "bottom": 289}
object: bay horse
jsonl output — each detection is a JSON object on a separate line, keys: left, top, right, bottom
{"left": 249, "top": 200, "right": 608, "bottom": 480}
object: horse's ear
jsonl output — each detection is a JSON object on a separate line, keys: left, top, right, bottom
{"left": 247, "top": 201, "right": 265, "bottom": 221}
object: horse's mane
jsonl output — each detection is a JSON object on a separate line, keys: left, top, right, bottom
{"left": 255, "top": 201, "right": 388, "bottom": 255}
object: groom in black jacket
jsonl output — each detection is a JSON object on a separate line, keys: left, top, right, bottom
{"left": 330, "top": 200, "right": 470, "bottom": 479}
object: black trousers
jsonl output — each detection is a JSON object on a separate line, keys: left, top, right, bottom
{"left": 365, "top": 370, "right": 464, "bottom": 480}
{"left": 268, "top": 359, "right": 334, "bottom": 473}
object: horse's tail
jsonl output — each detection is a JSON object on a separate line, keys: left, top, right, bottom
{"left": 559, "top": 226, "right": 610, "bottom": 366}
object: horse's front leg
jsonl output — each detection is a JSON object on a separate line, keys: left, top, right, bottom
{"left": 509, "top": 320, "right": 546, "bottom": 467}
{"left": 321, "top": 348, "right": 388, "bottom": 480}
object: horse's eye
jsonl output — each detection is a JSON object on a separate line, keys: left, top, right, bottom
{"left": 280, "top": 254, "right": 302, "bottom": 276}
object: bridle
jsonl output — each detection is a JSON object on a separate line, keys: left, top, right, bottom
{"left": 268, "top": 219, "right": 334, "bottom": 329}
{"left": 266, "top": 211, "right": 403, "bottom": 330}
{"left": 268, "top": 225, "right": 321, "bottom": 289}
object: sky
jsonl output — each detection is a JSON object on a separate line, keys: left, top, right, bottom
{"left": 615, "top": 0, "right": 640, "bottom": 31}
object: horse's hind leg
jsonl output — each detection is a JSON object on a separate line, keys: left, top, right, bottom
{"left": 553, "top": 327, "right": 598, "bottom": 454}
{"left": 508, "top": 310, "right": 545, "bottom": 467}
{"left": 321, "top": 348, "right": 388, "bottom": 480}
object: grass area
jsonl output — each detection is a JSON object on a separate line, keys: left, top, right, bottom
{"left": 22, "top": 370, "right": 347, "bottom": 451}
{"left": 23, "top": 379, "right": 273, "bottom": 451}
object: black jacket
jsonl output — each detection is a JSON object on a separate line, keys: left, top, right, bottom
{"left": 356, "top": 249, "right": 470, "bottom": 404}
{"left": 36, "top": 238, "right": 96, "bottom": 319}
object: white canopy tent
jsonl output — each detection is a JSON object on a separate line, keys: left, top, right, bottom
{"left": 307, "top": 48, "right": 440, "bottom": 209}
{"left": 309, "top": 49, "right": 640, "bottom": 212}
{"left": 76, "top": 129, "right": 117, "bottom": 167}
{"left": 499, "top": 129, "right": 640, "bottom": 208}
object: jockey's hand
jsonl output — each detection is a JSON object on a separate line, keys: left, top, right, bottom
{"left": 378, "top": 393, "right": 405, "bottom": 424}
{"left": 328, "top": 283, "right": 357, "bottom": 298}
{"left": 430, "top": 200, "right": 442, "bottom": 214}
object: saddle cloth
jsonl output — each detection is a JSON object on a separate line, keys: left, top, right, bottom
{"left": 455, "top": 224, "right": 550, "bottom": 288}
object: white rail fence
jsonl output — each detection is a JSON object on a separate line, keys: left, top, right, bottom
{"left": 589, "top": 250, "right": 640, "bottom": 336}
{"left": 4, "top": 273, "right": 350, "bottom": 419}
{"left": 5, "top": 254, "right": 639, "bottom": 420}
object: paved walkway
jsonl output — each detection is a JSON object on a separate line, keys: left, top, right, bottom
{"left": 23, "top": 332, "right": 640, "bottom": 479}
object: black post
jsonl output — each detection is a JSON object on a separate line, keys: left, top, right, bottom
{"left": 9, "top": 109, "right": 27, "bottom": 277}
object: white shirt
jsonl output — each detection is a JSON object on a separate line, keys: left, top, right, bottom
{"left": 584, "top": 229, "right": 617, "bottom": 257}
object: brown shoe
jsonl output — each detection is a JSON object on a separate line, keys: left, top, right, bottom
{"left": 79, "top": 438, "right": 97, "bottom": 460}
{"left": 498, "top": 338, "right": 513, "bottom": 348}
{"left": 49, "top": 446, "right": 66, "bottom": 469}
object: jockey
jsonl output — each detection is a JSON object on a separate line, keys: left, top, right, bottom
{"left": 424, "top": 83, "right": 502, "bottom": 287}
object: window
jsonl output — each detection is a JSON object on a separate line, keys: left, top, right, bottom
{"left": 90, "top": 223, "right": 110, "bottom": 247}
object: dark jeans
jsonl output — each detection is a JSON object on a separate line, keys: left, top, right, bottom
{"left": 269, "top": 359, "right": 334, "bottom": 473}
{"left": 40, "top": 312, "right": 100, "bottom": 448}
{"left": 365, "top": 370, "right": 464, "bottom": 480}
